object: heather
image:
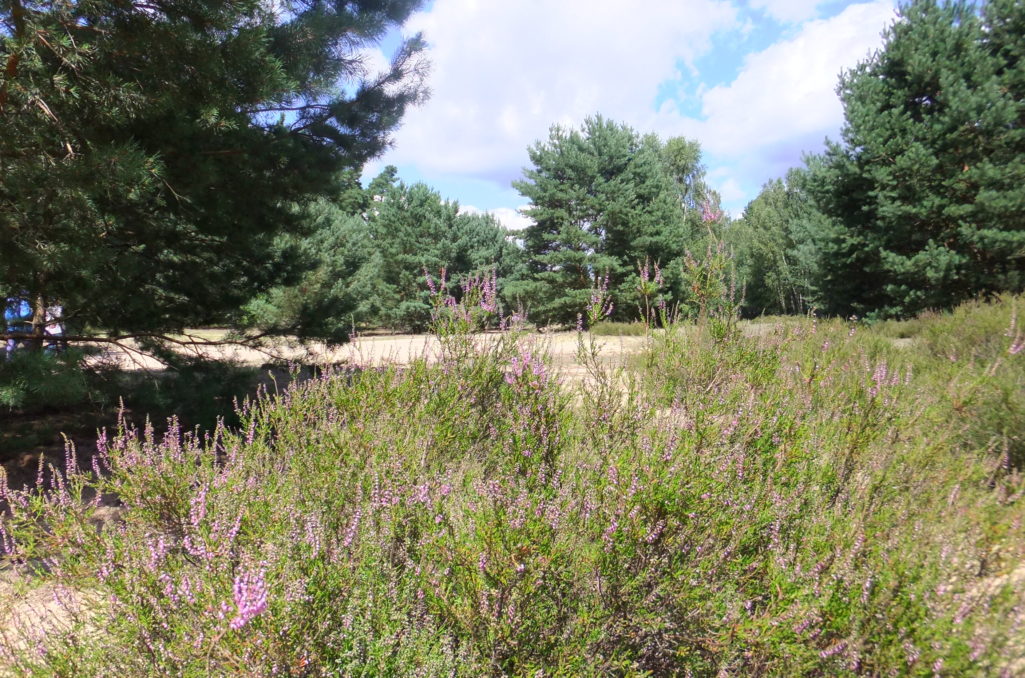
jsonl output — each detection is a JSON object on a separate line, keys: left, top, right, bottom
{"left": 1, "top": 291, "right": 1024, "bottom": 676}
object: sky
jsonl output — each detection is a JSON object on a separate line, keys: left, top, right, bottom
{"left": 360, "top": 0, "right": 900, "bottom": 228}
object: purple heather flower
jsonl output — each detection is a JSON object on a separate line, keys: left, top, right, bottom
{"left": 342, "top": 509, "right": 362, "bottom": 549}
{"left": 820, "top": 640, "right": 847, "bottom": 659}
{"left": 701, "top": 200, "right": 722, "bottom": 223}
{"left": 230, "top": 567, "right": 268, "bottom": 630}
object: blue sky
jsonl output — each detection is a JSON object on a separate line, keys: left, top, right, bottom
{"left": 361, "top": 0, "right": 899, "bottom": 227}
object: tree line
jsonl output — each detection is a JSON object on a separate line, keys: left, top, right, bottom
{"left": 2, "top": 0, "right": 1024, "bottom": 354}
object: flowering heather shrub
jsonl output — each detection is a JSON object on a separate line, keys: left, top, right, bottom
{"left": 1, "top": 296, "right": 1024, "bottom": 676}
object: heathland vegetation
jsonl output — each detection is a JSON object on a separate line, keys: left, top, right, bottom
{"left": 2, "top": 0, "right": 1025, "bottom": 674}
{"left": 2, "top": 284, "right": 1025, "bottom": 674}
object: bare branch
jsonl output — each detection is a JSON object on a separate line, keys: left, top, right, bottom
{"left": 248, "top": 103, "right": 329, "bottom": 114}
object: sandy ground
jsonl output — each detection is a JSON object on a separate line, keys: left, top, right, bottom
{"left": 86, "top": 330, "right": 651, "bottom": 383}
{"left": 0, "top": 569, "right": 102, "bottom": 671}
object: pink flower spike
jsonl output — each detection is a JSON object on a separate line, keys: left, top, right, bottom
{"left": 229, "top": 567, "right": 268, "bottom": 630}
{"left": 424, "top": 267, "right": 437, "bottom": 295}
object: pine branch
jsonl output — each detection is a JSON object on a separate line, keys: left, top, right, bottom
{"left": 0, "top": 330, "right": 277, "bottom": 352}
{"left": 0, "top": 0, "right": 27, "bottom": 113}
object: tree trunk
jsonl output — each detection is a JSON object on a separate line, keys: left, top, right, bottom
{"left": 29, "top": 292, "right": 46, "bottom": 352}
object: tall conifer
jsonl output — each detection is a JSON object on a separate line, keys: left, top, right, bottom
{"left": 809, "top": 0, "right": 1025, "bottom": 317}
{"left": 0, "top": 0, "right": 427, "bottom": 342}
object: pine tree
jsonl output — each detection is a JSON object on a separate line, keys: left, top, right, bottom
{"left": 368, "top": 178, "right": 522, "bottom": 331}
{"left": 0, "top": 0, "right": 427, "bottom": 346}
{"left": 808, "top": 0, "right": 1025, "bottom": 318}
{"left": 246, "top": 169, "right": 524, "bottom": 336}
{"left": 511, "top": 116, "right": 697, "bottom": 326}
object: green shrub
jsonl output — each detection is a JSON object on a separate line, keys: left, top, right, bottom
{"left": 914, "top": 294, "right": 1021, "bottom": 364}
{"left": 904, "top": 295, "right": 1025, "bottom": 470}
{"left": 867, "top": 315, "right": 929, "bottom": 340}
{"left": 589, "top": 321, "right": 650, "bottom": 336}
{"left": 107, "top": 354, "right": 261, "bottom": 432}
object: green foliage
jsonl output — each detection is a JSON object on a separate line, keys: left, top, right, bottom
{"left": 0, "top": 0, "right": 427, "bottom": 340}
{"left": 679, "top": 241, "right": 741, "bottom": 331}
{"left": 730, "top": 168, "right": 825, "bottom": 316}
{"left": 111, "top": 354, "right": 262, "bottom": 433}
{"left": 241, "top": 203, "right": 379, "bottom": 345}
{"left": 0, "top": 350, "right": 91, "bottom": 412}
{"left": 588, "top": 321, "right": 649, "bottom": 336}
{"left": 0, "top": 347, "right": 262, "bottom": 451}
{"left": 0, "top": 346, "right": 238, "bottom": 434}
{"left": 250, "top": 168, "right": 526, "bottom": 335}
{"left": 511, "top": 116, "right": 710, "bottom": 326}
{"left": 807, "top": 0, "right": 1025, "bottom": 318}
{"left": 369, "top": 178, "right": 523, "bottom": 331}
{"left": 662, "top": 136, "right": 713, "bottom": 213}
{"left": 900, "top": 295, "right": 1025, "bottom": 469}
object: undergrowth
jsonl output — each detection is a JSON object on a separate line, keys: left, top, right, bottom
{"left": 589, "top": 321, "right": 649, "bottom": 337}
{"left": 1, "top": 277, "right": 1023, "bottom": 676}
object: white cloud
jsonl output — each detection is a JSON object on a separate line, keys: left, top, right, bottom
{"left": 750, "top": 0, "right": 825, "bottom": 23}
{"left": 383, "top": 0, "right": 738, "bottom": 181}
{"left": 491, "top": 207, "right": 533, "bottom": 232}
{"left": 373, "top": 0, "right": 897, "bottom": 215}
{"left": 660, "top": 0, "right": 895, "bottom": 204}
{"left": 716, "top": 176, "right": 747, "bottom": 204}
{"left": 460, "top": 205, "right": 533, "bottom": 232}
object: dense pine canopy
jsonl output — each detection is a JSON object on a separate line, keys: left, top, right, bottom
{"left": 0, "top": 0, "right": 427, "bottom": 341}
{"left": 243, "top": 168, "right": 524, "bottom": 339}
{"left": 806, "top": 0, "right": 1025, "bottom": 318}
